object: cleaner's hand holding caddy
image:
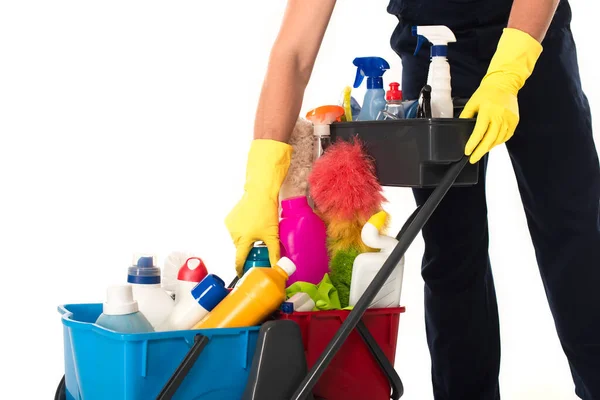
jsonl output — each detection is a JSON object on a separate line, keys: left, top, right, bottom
{"left": 225, "top": 1, "right": 600, "bottom": 398}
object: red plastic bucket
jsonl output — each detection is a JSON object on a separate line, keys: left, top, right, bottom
{"left": 277, "top": 307, "right": 405, "bottom": 400}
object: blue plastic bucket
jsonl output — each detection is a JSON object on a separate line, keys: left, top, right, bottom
{"left": 59, "top": 303, "right": 260, "bottom": 400}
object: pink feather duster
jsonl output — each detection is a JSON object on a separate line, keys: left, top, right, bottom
{"left": 308, "top": 138, "right": 387, "bottom": 222}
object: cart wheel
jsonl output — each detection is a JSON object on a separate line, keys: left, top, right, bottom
{"left": 54, "top": 375, "right": 66, "bottom": 400}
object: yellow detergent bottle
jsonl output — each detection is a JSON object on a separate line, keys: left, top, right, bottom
{"left": 193, "top": 257, "right": 296, "bottom": 329}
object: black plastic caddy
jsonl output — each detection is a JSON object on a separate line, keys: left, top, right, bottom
{"left": 330, "top": 118, "right": 478, "bottom": 188}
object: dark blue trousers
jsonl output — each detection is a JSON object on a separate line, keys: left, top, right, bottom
{"left": 388, "top": 1, "right": 600, "bottom": 398}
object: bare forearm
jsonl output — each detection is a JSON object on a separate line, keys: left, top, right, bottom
{"left": 507, "top": 0, "right": 560, "bottom": 42}
{"left": 253, "top": 0, "right": 336, "bottom": 143}
{"left": 254, "top": 53, "right": 308, "bottom": 142}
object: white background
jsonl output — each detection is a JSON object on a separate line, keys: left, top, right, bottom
{"left": 0, "top": 1, "right": 596, "bottom": 399}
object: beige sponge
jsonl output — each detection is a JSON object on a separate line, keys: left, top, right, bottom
{"left": 280, "top": 117, "right": 314, "bottom": 201}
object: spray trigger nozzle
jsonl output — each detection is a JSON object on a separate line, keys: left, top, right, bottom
{"left": 352, "top": 57, "right": 390, "bottom": 90}
{"left": 353, "top": 67, "right": 365, "bottom": 88}
{"left": 414, "top": 36, "right": 427, "bottom": 56}
{"left": 412, "top": 26, "right": 427, "bottom": 56}
{"left": 412, "top": 25, "right": 456, "bottom": 57}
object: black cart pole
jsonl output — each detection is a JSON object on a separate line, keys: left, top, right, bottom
{"left": 291, "top": 156, "right": 470, "bottom": 400}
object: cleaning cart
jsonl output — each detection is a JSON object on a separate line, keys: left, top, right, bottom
{"left": 55, "top": 105, "right": 477, "bottom": 400}
{"left": 289, "top": 113, "right": 477, "bottom": 400}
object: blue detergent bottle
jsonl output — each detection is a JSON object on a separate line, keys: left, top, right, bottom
{"left": 353, "top": 57, "right": 390, "bottom": 121}
{"left": 95, "top": 284, "right": 154, "bottom": 333}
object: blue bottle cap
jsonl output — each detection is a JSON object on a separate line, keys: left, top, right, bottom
{"left": 243, "top": 245, "right": 271, "bottom": 274}
{"left": 192, "top": 274, "right": 229, "bottom": 311}
{"left": 127, "top": 254, "right": 162, "bottom": 285}
{"left": 280, "top": 302, "right": 294, "bottom": 314}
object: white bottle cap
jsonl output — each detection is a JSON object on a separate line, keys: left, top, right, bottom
{"left": 103, "top": 284, "right": 139, "bottom": 315}
{"left": 313, "top": 124, "right": 331, "bottom": 137}
{"left": 276, "top": 257, "right": 296, "bottom": 277}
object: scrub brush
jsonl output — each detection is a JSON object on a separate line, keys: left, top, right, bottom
{"left": 308, "top": 138, "right": 389, "bottom": 307}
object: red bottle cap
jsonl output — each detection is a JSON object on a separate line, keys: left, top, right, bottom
{"left": 177, "top": 257, "right": 208, "bottom": 282}
{"left": 386, "top": 82, "right": 402, "bottom": 101}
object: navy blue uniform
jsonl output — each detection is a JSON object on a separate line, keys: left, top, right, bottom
{"left": 387, "top": 1, "right": 600, "bottom": 399}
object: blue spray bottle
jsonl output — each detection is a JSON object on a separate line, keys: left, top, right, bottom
{"left": 353, "top": 57, "right": 390, "bottom": 121}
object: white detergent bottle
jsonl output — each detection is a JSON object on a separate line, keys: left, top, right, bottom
{"left": 413, "top": 26, "right": 457, "bottom": 118}
{"left": 127, "top": 254, "right": 175, "bottom": 329}
{"left": 95, "top": 284, "right": 154, "bottom": 333}
{"left": 348, "top": 211, "right": 405, "bottom": 309}
{"left": 157, "top": 274, "right": 229, "bottom": 332}
{"left": 174, "top": 257, "right": 208, "bottom": 305}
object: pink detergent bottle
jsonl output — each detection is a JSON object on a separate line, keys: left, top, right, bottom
{"left": 279, "top": 195, "right": 329, "bottom": 286}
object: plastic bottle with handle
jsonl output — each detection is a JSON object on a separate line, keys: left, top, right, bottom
{"left": 193, "top": 257, "right": 296, "bottom": 329}
{"left": 348, "top": 211, "right": 405, "bottom": 308}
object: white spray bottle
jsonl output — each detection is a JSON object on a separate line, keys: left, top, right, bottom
{"left": 413, "top": 26, "right": 457, "bottom": 118}
{"left": 348, "top": 211, "right": 405, "bottom": 309}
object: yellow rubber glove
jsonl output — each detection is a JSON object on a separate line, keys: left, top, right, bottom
{"left": 225, "top": 139, "right": 293, "bottom": 277}
{"left": 460, "top": 28, "right": 543, "bottom": 163}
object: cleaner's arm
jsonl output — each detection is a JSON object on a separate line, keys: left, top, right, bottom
{"left": 507, "top": 0, "right": 560, "bottom": 42}
{"left": 225, "top": 0, "right": 336, "bottom": 277}
{"left": 255, "top": 0, "right": 337, "bottom": 142}
{"left": 460, "top": 0, "right": 560, "bottom": 163}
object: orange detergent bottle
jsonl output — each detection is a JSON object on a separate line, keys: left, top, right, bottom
{"left": 193, "top": 257, "right": 296, "bottom": 329}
